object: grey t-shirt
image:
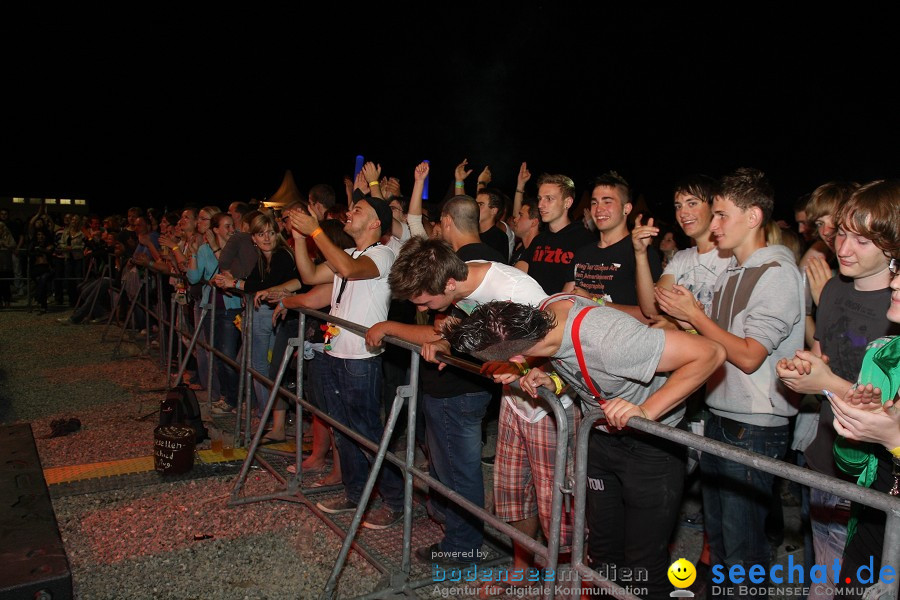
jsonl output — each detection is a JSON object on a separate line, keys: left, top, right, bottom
{"left": 548, "top": 295, "right": 684, "bottom": 428}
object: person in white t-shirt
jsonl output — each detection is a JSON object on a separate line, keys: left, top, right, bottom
{"left": 389, "top": 237, "right": 583, "bottom": 591}
{"left": 283, "top": 195, "right": 405, "bottom": 530}
{"left": 633, "top": 174, "right": 732, "bottom": 325}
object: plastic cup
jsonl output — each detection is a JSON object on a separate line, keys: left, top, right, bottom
{"left": 222, "top": 432, "right": 234, "bottom": 458}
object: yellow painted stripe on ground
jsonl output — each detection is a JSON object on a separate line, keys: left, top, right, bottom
{"left": 43, "top": 448, "right": 256, "bottom": 485}
{"left": 44, "top": 456, "right": 157, "bottom": 484}
{"left": 196, "top": 448, "right": 249, "bottom": 463}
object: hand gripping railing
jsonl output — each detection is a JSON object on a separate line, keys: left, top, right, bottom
{"left": 226, "top": 305, "right": 573, "bottom": 600}
{"left": 569, "top": 409, "right": 900, "bottom": 600}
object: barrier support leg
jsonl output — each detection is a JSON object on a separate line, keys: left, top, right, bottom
{"left": 112, "top": 278, "right": 144, "bottom": 357}
{"left": 320, "top": 368, "right": 412, "bottom": 600}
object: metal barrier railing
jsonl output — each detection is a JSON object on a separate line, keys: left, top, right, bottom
{"left": 0, "top": 248, "right": 94, "bottom": 311}
{"left": 226, "top": 304, "right": 572, "bottom": 600}
{"left": 96, "top": 268, "right": 900, "bottom": 600}
{"left": 569, "top": 410, "right": 900, "bottom": 600}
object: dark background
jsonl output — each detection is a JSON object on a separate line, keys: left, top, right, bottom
{"left": 3, "top": 4, "right": 897, "bottom": 225}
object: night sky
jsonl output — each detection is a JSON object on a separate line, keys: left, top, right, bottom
{"left": 3, "top": 5, "right": 897, "bottom": 224}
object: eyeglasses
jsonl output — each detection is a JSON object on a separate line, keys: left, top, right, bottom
{"left": 890, "top": 257, "right": 899, "bottom": 276}
{"left": 253, "top": 230, "right": 277, "bottom": 238}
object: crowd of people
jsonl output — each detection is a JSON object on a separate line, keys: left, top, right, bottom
{"left": 0, "top": 206, "right": 98, "bottom": 312}
{"left": 20, "top": 159, "right": 899, "bottom": 600}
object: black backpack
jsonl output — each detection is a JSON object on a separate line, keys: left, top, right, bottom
{"left": 159, "top": 384, "right": 209, "bottom": 443}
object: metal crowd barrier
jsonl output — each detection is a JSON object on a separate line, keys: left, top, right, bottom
{"left": 225, "top": 304, "right": 572, "bottom": 600}
{"left": 568, "top": 411, "right": 900, "bottom": 600}
{"left": 0, "top": 248, "right": 93, "bottom": 311}
{"left": 102, "top": 269, "right": 900, "bottom": 600}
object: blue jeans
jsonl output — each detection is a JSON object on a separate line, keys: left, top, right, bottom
{"left": 320, "top": 352, "right": 403, "bottom": 510}
{"left": 249, "top": 305, "right": 275, "bottom": 416}
{"left": 424, "top": 391, "right": 492, "bottom": 555}
{"left": 214, "top": 307, "right": 242, "bottom": 407}
{"left": 808, "top": 487, "right": 848, "bottom": 593}
{"left": 701, "top": 415, "right": 788, "bottom": 600}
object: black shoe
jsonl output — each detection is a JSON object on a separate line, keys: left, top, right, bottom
{"left": 481, "top": 454, "right": 495, "bottom": 466}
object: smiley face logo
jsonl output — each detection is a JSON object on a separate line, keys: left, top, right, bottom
{"left": 668, "top": 558, "right": 696, "bottom": 588}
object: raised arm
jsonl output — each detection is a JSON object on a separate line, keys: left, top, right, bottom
{"left": 632, "top": 214, "right": 661, "bottom": 319}
{"left": 512, "top": 161, "right": 531, "bottom": 219}
{"left": 361, "top": 162, "right": 383, "bottom": 199}
{"left": 453, "top": 158, "right": 473, "bottom": 196}
{"left": 288, "top": 212, "right": 335, "bottom": 285}
{"left": 476, "top": 166, "right": 491, "bottom": 196}
{"left": 407, "top": 161, "right": 431, "bottom": 239}
{"left": 292, "top": 209, "right": 381, "bottom": 280}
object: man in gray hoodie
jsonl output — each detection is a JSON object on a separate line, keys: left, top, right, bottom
{"left": 656, "top": 167, "right": 804, "bottom": 600}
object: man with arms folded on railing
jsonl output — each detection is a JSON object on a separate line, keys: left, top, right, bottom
{"left": 365, "top": 160, "right": 507, "bottom": 570}
{"left": 284, "top": 194, "right": 406, "bottom": 530}
{"left": 655, "top": 168, "right": 805, "bottom": 600}
{"left": 440, "top": 298, "right": 725, "bottom": 600}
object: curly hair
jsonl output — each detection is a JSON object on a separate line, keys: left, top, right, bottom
{"left": 388, "top": 237, "right": 468, "bottom": 300}
{"left": 834, "top": 179, "right": 900, "bottom": 260}
{"left": 443, "top": 301, "right": 557, "bottom": 361}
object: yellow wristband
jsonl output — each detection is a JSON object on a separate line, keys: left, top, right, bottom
{"left": 310, "top": 227, "right": 324, "bottom": 239}
{"left": 638, "top": 406, "right": 650, "bottom": 420}
{"left": 171, "top": 246, "right": 179, "bottom": 252}
{"left": 369, "top": 181, "right": 380, "bottom": 186}
{"left": 592, "top": 296, "right": 606, "bottom": 306}
{"left": 685, "top": 329, "right": 699, "bottom": 335}
{"left": 890, "top": 446, "right": 900, "bottom": 459}
{"left": 546, "top": 371, "right": 564, "bottom": 396}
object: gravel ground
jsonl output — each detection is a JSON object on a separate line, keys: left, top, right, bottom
{"left": 0, "top": 304, "right": 384, "bottom": 599}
